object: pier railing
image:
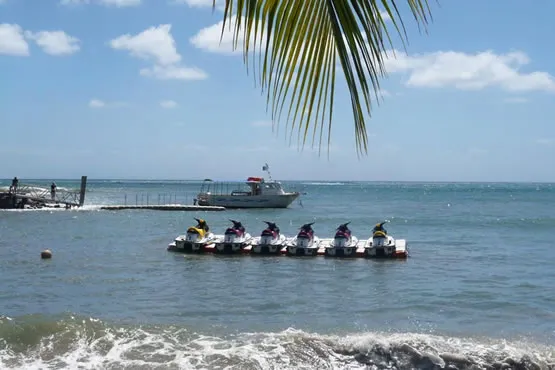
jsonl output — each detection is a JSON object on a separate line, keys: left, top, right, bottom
{"left": 9, "top": 177, "right": 87, "bottom": 207}
{"left": 122, "top": 192, "right": 197, "bottom": 206}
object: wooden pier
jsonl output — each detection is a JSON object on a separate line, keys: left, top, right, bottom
{"left": 0, "top": 176, "right": 87, "bottom": 210}
{"left": 100, "top": 204, "right": 225, "bottom": 211}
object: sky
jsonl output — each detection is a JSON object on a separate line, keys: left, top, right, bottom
{"left": 1, "top": 0, "right": 554, "bottom": 182}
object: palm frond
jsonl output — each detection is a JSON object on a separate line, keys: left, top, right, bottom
{"left": 217, "top": 0, "right": 433, "bottom": 156}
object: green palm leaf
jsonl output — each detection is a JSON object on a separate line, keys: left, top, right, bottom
{"left": 216, "top": 0, "right": 433, "bottom": 156}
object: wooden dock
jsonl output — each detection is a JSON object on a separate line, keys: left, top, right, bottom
{"left": 100, "top": 204, "right": 226, "bottom": 211}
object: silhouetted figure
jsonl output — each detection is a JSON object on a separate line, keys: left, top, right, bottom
{"left": 9, "top": 177, "right": 18, "bottom": 193}
{"left": 50, "top": 182, "right": 57, "bottom": 200}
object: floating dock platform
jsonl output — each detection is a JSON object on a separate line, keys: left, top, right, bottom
{"left": 0, "top": 176, "right": 87, "bottom": 210}
{"left": 167, "top": 239, "right": 408, "bottom": 259}
{"left": 101, "top": 204, "right": 226, "bottom": 211}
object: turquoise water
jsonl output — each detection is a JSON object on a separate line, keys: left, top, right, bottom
{"left": 0, "top": 179, "right": 554, "bottom": 369}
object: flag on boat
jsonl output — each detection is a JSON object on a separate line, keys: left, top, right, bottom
{"left": 262, "top": 164, "right": 269, "bottom": 171}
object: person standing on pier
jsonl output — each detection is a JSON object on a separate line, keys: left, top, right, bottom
{"left": 50, "top": 182, "right": 57, "bottom": 200}
{"left": 9, "top": 177, "right": 18, "bottom": 193}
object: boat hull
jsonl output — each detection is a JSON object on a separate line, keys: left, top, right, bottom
{"left": 197, "top": 193, "right": 299, "bottom": 209}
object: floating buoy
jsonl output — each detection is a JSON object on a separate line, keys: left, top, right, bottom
{"left": 41, "top": 249, "right": 52, "bottom": 259}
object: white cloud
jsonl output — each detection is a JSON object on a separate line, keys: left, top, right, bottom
{"left": 110, "top": 24, "right": 180, "bottom": 65}
{"left": 25, "top": 30, "right": 80, "bottom": 55}
{"left": 140, "top": 65, "right": 207, "bottom": 81}
{"left": 0, "top": 23, "right": 29, "bottom": 56}
{"left": 160, "top": 100, "right": 177, "bottom": 108}
{"left": 190, "top": 17, "right": 242, "bottom": 55}
{"left": 89, "top": 99, "right": 106, "bottom": 108}
{"left": 383, "top": 49, "right": 555, "bottom": 93}
{"left": 191, "top": 9, "right": 391, "bottom": 56}
{"left": 110, "top": 24, "right": 208, "bottom": 81}
{"left": 60, "top": 0, "right": 141, "bottom": 7}
{"left": 191, "top": 18, "right": 554, "bottom": 95}
{"left": 190, "top": 15, "right": 274, "bottom": 56}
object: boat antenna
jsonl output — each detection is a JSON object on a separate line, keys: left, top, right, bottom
{"left": 262, "top": 163, "right": 273, "bottom": 181}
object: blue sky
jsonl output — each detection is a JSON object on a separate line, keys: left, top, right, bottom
{"left": 1, "top": 0, "right": 554, "bottom": 182}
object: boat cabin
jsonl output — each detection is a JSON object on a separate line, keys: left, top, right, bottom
{"left": 198, "top": 177, "right": 287, "bottom": 196}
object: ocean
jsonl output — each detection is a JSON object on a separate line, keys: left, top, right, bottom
{"left": 0, "top": 179, "right": 554, "bottom": 369}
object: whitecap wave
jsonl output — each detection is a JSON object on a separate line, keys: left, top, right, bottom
{"left": 0, "top": 316, "right": 553, "bottom": 370}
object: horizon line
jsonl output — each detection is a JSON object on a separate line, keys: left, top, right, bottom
{"left": 0, "top": 178, "right": 553, "bottom": 185}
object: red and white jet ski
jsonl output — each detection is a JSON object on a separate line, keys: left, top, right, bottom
{"left": 286, "top": 222, "right": 321, "bottom": 256}
{"left": 325, "top": 222, "right": 359, "bottom": 257}
{"left": 214, "top": 219, "right": 253, "bottom": 254}
{"left": 251, "top": 221, "right": 287, "bottom": 255}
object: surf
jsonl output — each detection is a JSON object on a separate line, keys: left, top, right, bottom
{"left": 0, "top": 315, "right": 553, "bottom": 369}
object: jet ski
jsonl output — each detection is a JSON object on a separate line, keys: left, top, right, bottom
{"left": 214, "top": 219, "right": 253, "bottom": 254}
{"left": 251, "top": 221, "right": 287, "bottom": 255}
{"left": 363, "top": 221, "right": 408, "bottom": 258}
{"left": 324, "top": 222, "right": 359, "bottom": 257}
{"left": 173, "top": 218, "right": 220, "bottom": 253}
{"left": 286, "top": 222, "right": 321, "bottom": 256}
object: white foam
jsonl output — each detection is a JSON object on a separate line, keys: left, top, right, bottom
{"left": 1, "top": 323, "right": 553, "bottom": 370}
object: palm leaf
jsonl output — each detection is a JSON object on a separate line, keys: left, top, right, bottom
{"left": 216, "top": 0, "right": 433, "bottom": 156}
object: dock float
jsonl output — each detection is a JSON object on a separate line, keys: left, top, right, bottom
{"left": 167, "top": 242, "right": 408, "bottom": 259}
{"left": 101, "top": 204, "right": 226, "bottom": 211}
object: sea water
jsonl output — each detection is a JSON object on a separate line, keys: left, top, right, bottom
{"left": 0, "top": 180, "right": 554, "bottom": 369}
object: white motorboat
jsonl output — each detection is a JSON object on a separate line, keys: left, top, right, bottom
{"left": 286, "top": 222, "right": 321, "bottom": 256}
{"left": 171, "top": 218, "right": 221, "bottom": 253}
{"left": 251, "top": 221, "right": 288, "bottom": 255}
{"left": 324, "top": 222, "right": 359, "bottom": 257}
{"left": 214, "top": 220, "right": 253, "bottom": 254}
{"left": 363, "top": 221, "right": 408, "bottom": 258}
{"left": 195, "top": 164, "right": 300, "bottom": 209}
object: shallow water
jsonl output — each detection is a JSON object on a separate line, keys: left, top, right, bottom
{"left": 1, "top": 180, "right": 554, "bottom": 369}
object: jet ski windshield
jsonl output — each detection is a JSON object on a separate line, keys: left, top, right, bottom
{"left": 335, "top": 222, "right": 351, "bottom": 238}
{"left": 262, "top": 221, "right": 280, "bottom": 236}
{"left": 193, "top": 217, "right": 209, "bottom": 230}
{"left": 372, "top": 221, "right": 388, "bottom": 235}
{"left": 226, "top": 219, "right": 246, "bottom": 235}
{"left": 264, "top": 221, "right": 279, "bottom": 231}
{"left": 298, "top": 222, "right": 315, "bottom": 238}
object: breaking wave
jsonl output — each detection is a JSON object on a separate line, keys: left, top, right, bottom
{"left": 0, "top": 315, "right": 553, "bottom": 369}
